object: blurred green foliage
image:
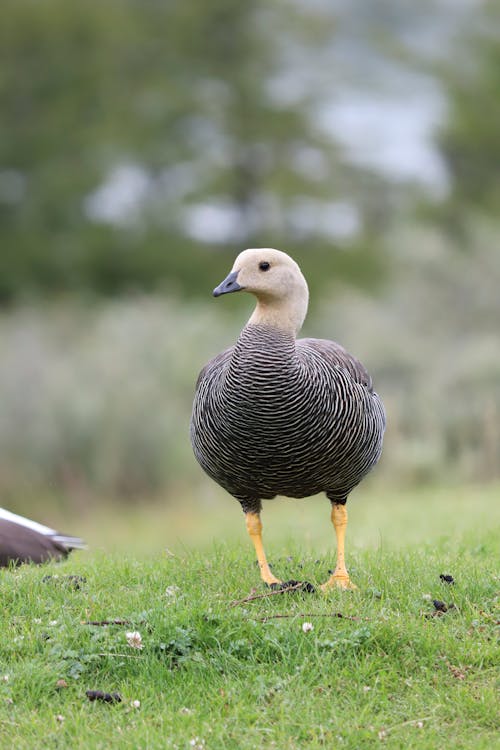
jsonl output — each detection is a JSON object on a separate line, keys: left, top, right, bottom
{"left": 0, "top": 0, "right": 389, "bottom": 303}
{"left": 438, "top": 0, "right": 500, "bottom": 220}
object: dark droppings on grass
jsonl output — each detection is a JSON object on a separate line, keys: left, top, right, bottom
{"left": 86, "top": 690, "right": 122, "bottom": 704}
{"left": 440, "top": 574, "right": 455, "bottom": 584}
{"left": 269, "top": 579, "right": 315, "bottom": 593}
{"left": 41, "top": 574, "right": 87, "bottom": 590}
{"left": 434, "top": 599, "right": 457, "bottom": 613}
{"left": 425, "top": 600, "right": 457, "bottom": 618}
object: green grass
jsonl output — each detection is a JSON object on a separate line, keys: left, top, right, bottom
{"left": 0, "top": 487, "right": 499, "bottom": 749}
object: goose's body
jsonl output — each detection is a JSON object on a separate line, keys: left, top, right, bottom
{"left": 193, "top": 325, "right": 384, "bottom": 506}
{"left": 191, "top": 248, "right": 385, "bottom": 590}
{"left": 0, "top": 508, "right": 86, "bottom": 567}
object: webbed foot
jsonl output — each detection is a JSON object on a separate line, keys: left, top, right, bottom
{"left": 320, "top": 574, "right": 358, "bottom": 592}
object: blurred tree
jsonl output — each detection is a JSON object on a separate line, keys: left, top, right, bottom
{"left": 436, "top": 0, "right": 500, "bottom": 224}
{"left": 0, "top": 0, "right": 390, "bottom": 303}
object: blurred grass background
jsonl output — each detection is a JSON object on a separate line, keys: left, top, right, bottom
{"left": 0, "top": 0, "right": 499, "bottom": 545}
{"left": 63, "top": 484, "right": 499, "bottom": 559}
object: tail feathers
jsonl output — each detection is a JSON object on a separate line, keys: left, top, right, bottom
{"left": 52, "top": 534, "right": 87, "bottom": 551}
{"left": 0, "top": 509, "right": 87, "bottom": 552}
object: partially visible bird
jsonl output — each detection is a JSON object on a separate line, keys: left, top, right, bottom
{"left": 0, "top": 508, "right": 86, "bottom": 567}
{"left": 190, "top": 248, "right": 385, "bottom": 591}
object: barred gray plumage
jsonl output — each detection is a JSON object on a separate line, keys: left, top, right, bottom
{"left": 190, "top": 248, "right": 385, "bottom": 591}
{"left": 191, "top": 324, "right": 385, "bottom": 509}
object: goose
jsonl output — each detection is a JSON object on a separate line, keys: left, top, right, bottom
{"left": 0, "top": 508, "right": 86, "bottom": 567}
{"left": 190, "top": 248, "right": 385, "bottom": 590}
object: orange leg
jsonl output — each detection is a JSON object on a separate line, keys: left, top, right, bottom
{"left": 245, "top": 512, "right": 282, "bottom": 587}
{"left": 320, "top": 504, "right": 357, "bottom": 591}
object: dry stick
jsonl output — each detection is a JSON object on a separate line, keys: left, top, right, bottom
{"left": 256, "top": 612, "right": 369, "bottom": 623}
{"left": 384, "top": 716, "right": 431, "bottom": 733}
{"left": 230, "top": 582, "right": 304, "bottom": 607}
{"left": 230, "top": 586, "right": 369, "bottom": 621}
{"left": 82, "top": 619, "right": 142, "bottom": 626}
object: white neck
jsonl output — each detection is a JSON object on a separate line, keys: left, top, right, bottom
{"left": 248, "top": 288, "right": 309, "bottom": 336}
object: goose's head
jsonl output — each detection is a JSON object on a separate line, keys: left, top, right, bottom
{"left": 213, "top": 248, "right": 309, "bottom": 335}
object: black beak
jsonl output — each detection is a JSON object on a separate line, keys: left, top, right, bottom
{"left": 213, "top": 270, "right": 243, "bottom": 297}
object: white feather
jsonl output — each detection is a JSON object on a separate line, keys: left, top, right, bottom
{"left": 0, "top": 508, "right": 57, "bottom": 536}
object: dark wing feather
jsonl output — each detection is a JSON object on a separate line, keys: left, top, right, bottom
{"left": 298, "top": 337, "right": 374, "bottom": 391}
{"left": 0, "top": 520, "right": 68, "bottom": 566}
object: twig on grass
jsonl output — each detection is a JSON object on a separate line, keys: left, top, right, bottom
{"left": 82, "top": 619, "right": 141, "bottom": 627}
{"left": 384, "top": 715, "right": 431, "bottom": 733}
{"left": 230, "top": 585, "right": 370, "bottom": 622}
{"left": 255, "top": 612, "right": 370, "bottom": 623}
{"left": 97, "top": 652, "right": 143, "bottom": 659}
{"left": 230, "top": 582, "right": 305, "bottom": 606}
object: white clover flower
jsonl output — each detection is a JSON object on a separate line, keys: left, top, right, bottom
{"left": 125, "top": 631, "right": 143, "bottom": 649}
{"left": 131, "top": 699, "right": 141, "bottom": 709}
{"left": 189, "top": 738, "right": 205, "bottom": 749}
{"left": 165, "top": 585, "right": 180, "bottom": 598}
{"left": 302, "top": 621, "right": 314, "bottom": 633}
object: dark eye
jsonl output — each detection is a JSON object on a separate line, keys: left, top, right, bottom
{"left": 259, "top": 261, "right": 270, "bottom": 272}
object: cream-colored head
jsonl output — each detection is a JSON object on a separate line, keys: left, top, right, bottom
{"left": 213, "top": 248, "right": 309, "bottom": 335}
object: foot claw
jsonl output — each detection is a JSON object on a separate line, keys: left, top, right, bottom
{"left": 320, "top": 576, "right": 358, "bottom": 592}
